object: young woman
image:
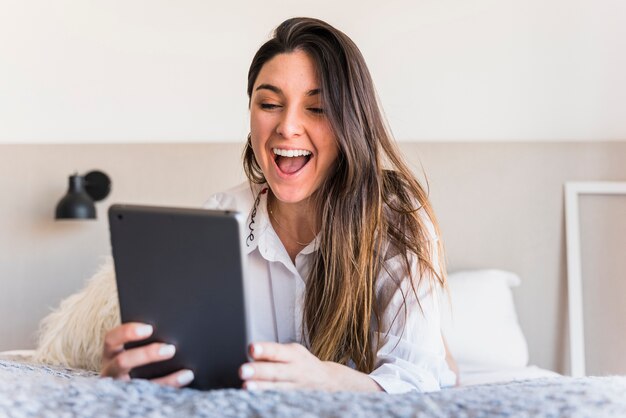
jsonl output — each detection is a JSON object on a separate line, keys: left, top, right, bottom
{"left": 101, "top": 17, "right": 457, "bottom": 393}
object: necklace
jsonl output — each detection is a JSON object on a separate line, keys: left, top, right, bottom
{"left": 267, "top": 196, "right": 312, "bottom": 247}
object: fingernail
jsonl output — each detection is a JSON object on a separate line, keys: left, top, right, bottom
{"left": 135, "top": 325, "right": 153, "bottom": 337}
{"left": 158, "top": 344, "right": 176, "bottom": 357}
{"left": 177, "top": 370, "right": 194, "bottom": 386}
{"left": 240, "top": 364, "right": 254, "bottom": 379}
{"left": 252, "top": 343, "right": 263, "bottom": 356}
{"left": 246, "top": 381, "right": 258, "bottom": 390}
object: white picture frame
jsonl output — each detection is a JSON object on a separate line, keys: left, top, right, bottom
{"left": 564, "top": 181, "right": 626, "bottom": 377}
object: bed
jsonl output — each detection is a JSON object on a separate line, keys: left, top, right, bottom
{"left": 3, "top": 269, "right": 624, "bottom": 417}
{"left": 1, "top": 354, "right": 625, "bottom": 417}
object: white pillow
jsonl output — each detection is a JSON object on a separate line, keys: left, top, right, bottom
{"left": 440, "top": 269, "right": 529, "bottom": 371}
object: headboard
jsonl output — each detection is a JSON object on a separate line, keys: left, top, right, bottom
{"left": 1, "top": 141, "right": 624, "bottom": 374}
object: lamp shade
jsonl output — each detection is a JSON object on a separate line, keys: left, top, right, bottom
{"left": 55, "top": 175, "right": 96, "bottom": 219}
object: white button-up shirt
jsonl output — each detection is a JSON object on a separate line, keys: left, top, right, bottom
{"left": 204, "top": 182, "right": 456, "bottom": 393}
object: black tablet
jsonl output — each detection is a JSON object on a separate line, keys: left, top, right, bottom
{"left": 108, "top": 204, "right": 249, "bottom": 390}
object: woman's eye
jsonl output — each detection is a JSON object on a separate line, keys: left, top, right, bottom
{"left": 308, "top": 108, "right": 324, "bottom": 115}
{"left": 260, "top": 103, "right": 280, "bottom": 110}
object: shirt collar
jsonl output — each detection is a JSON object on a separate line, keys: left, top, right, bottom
{"left": 242, "top": 185, "right": 320, "bottom": 258}
{"left": 300, "top": 235, "right": 320, "bottom": 255}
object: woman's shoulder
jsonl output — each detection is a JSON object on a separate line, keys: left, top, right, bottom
{"left": 202, "top": 181, "right": 261, "bottom": 212}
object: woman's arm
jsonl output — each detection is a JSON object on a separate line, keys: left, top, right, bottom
{"left": 366, "top": 229, "right": 456, "bottom": 393}
{"left": 442, "top": 332, "right": 460, "bottom": 386}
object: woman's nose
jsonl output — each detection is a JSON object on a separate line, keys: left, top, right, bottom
{"left": 275, "top": 107, "right": 304, "bottom": 139}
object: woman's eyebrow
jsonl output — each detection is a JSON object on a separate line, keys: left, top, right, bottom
{"left": 256, "top": 84, "right": 282, "bottom": 94}
{"left": 255, "top": 84, "right": 321, "bottom": 97}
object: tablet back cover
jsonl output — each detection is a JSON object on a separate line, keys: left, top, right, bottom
{"left": 109, "top": 204, "right": 248, "bottom": 390}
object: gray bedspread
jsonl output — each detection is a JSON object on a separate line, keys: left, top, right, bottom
{"left": 1, "top": 359, "right": 625, "bottom": 417}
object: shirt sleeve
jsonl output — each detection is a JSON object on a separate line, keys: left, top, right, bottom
{"left": 202, "top": 191, "right": 241, "bottom": 211}
{"left": 202, "top": 182, "right": 256, "bottom": 212}
{"left": 368, "top": 234, "right": 457, "bottom": 394}
{"left": 202, "top": 193, "right": 226, "bottom": 210}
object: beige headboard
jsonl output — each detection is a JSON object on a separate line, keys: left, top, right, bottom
{"left": 1, "top": 141, "right": 624, "bottom": 374}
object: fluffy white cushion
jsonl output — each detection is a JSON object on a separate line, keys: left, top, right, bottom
{"left": 34, "top": 258, "right": 119, "bottom": 371}
{"left": 440, "top": 269, "right": 529, "bottom": 371}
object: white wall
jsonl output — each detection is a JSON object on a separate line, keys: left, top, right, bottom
{"left": 1, "top": 0, "right": 625, "bottom": 143}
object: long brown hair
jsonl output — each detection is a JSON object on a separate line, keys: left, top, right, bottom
{"left": 243, "top": 17, "right": 446, "bottom": 373}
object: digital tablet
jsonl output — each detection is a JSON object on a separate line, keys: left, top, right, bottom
{"left": 108, "top": 204, "right": 249, "bottom": 390}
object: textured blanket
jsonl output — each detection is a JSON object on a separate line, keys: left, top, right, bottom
{"left": 1, "top": 359, "right": 626, "bottom": 417}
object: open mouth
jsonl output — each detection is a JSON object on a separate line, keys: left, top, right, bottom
{"left": 273, "top": 148, "right": 312, "bottom": 175}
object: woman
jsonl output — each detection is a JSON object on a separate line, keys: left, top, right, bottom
{"left": 101, "top": 17, "right": 457, "bottom": 393}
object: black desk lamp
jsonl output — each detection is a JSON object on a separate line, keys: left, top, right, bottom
{"left": 55, "top": 170, "right": 111, "bottom": 220}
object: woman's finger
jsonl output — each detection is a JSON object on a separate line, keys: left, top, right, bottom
{"left": 239, "top": 361, "right": 295, "bottom": 382}
{"left": 243, "top": 380, "right": 296, "bottom": 391}
{"left": 101, "top": 342, "right": 176, "bottom": 378}
{"left": 249, "top": 342, "right": 308, "bottom": 363}
{"left": 103, "top": 322, "right": 154, "bottom": 359}
{"left": 150, "top": 369, "right": 195, "bottom": 388}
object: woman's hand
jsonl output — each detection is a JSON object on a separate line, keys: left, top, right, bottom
{"left": 239, "top": 342, "right": 382, "bottom": 392}
{"left": 100, "top": 322, "right": 195, "bottom": 388}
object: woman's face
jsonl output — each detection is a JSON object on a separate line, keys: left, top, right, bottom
{"left": 249, "top": 50, "right": 339, "bottom": 205}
